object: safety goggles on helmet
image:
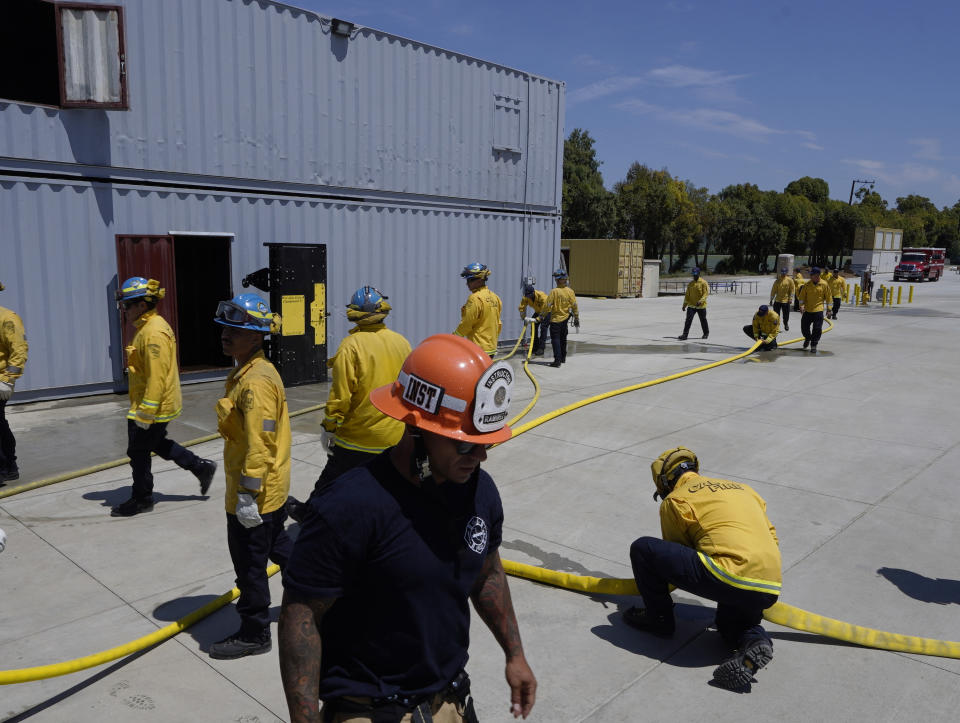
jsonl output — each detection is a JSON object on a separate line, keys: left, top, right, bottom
{"left": 650, "top": 446, "right": 699, "bottom": 500}
{"left": 214, "top": 293, "right": 275, "bottom": 332}
{"left": 348, "top": 285, "right": 388, "bottom": 312}
{"left": 461, "top": 262, "right": 491, "bottom": 281}
{"left": 215, "top": 300, "right": 252, "bottom": 325}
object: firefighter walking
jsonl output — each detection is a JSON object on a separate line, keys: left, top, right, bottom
{"left": 542, "top": 269, "right": 579, "bottom": 367}
{"left": 0, "top": 281, "right": 28, "bottom": 484}
{"left": 797, "top": 267, "right": 832, "bottom": 354}
{"left": 455, "top": 262, "right": 502, "bottom": 357}
{"left": 678, "top": 267, "right": 709, "bottom": 340}
{"left": 286, "top": 286, "right": 411, "bottom": 523}
{"left": 111, "top": 277, "right": 216, "bottom": 517}
{"left": 210, "top": 292, "right": 293, "bottom": 659}
{"left": 769, "top": 267, "right": 795, "bottom": 331}
{"left": 828, "top": 270, "right": 848, "bottom": 320}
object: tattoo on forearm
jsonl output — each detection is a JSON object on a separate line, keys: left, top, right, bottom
{"left": 278, "top": 592, "right": 336, "bottom": 723}
{"left": 471, "top": 552, "right": 524, "bottom": 658}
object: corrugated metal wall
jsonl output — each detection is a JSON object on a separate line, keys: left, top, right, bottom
{"left": 2, "top": 178, "right": 558, "bottom": 395}
{"left": 0, "top": 0, "right": 564, "bottom": 210}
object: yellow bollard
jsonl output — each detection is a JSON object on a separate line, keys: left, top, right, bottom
{"left": 897, "top": 286, "right": 902, "bottom": 305}
{"left": 853, "top": 284, "right": 860, "bottom": 305}
{"left": 880, "top": 285, "right": 886, "bottom": 307}
{"left": 909, "top": 285, "right": 914, "bottom": 303}
{"left": 887, "top": 287, "right": 893, "bottom": 306}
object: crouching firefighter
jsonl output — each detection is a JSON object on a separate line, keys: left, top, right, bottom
{"left": 279, "top": 334, "right": 537, "bottom": 722}
{"left": 624, "top": 447, "right": 782, "bottom": 692}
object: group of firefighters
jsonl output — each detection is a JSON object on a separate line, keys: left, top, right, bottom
{"left": 675, "top": 265, "right": 849, "bottom": 356}
{"left": 0, "top": 260, "right": 816, "bottom": 719}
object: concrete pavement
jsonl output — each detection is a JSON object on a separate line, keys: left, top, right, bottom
{"left": 3, "top": 274, "right": 960, "bottom": 721}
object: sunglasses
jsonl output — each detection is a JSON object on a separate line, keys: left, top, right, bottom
{"left": 454, "top": 440, "right": 492, "bottom": 455}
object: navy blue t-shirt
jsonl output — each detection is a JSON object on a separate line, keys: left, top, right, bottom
{"left": 282, "top": 451, "right": 504, "bottom": 701}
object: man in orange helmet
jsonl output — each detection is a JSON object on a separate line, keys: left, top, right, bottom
{"left": 279, "top": 334, "right": 536, "bottom": 723}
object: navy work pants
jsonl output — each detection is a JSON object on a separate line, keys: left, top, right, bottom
{"left": 629, "top": 536, "right": 777, "bottom": 649}
{"left": 831, "top": 298, "right": 841, "bottom": 319}
{"left": 126, "top": 420, "right": 202, "bottom": 500}
{"left": 682, "top": 307, "right": 709, "bottom": 337}
{"left": 227, "top": 508, "right": 293, "bottom": 638}
{"left": 533, "top": 319, "right": 549, "bottom": 355}
{"left": 742, "top": 326, "right": 777, "bottom": 351}
{"left": 549, "top": 320, "right": 568, "bottom": 363}
{"left": 0, "top": 399, "right": 16, "bottom": 474}
{"left": 772, "top": 301, "right": 790, "bottom": 328}
{"left": 800, "top": 311, "right": 824, "bottom": 345}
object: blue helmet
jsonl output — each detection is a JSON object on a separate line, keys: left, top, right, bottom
{"left": 523, "top": 283, "right": 536, "bottom": 298}
{"left": 214, "top": 293, "right": 275, "bottom": 332}
{"left": 691, "top": 267, "right": 701, "bottom": 276}
{"left": 116, "top": 276, "right": 164, "bottom": 305}
{"left": 758, "top": 305, "right": 769, "bottom": 316}
{"left": 552, "top": 268, "right": 568, "bottom": 280}
{"left": 348, "top": 286, "right": 389, "bottom": 313}
{"left": 460, "top": 262, "right": 491, "bottom": 281}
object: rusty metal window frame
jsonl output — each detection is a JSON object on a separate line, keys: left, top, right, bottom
{"left": 54, "top": 1, "right": 128, "bottom": 109}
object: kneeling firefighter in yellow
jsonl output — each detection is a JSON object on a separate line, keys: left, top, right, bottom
{"left": 111, "top": 277, "right": 216, "bottom": 517}
{"left": 211, "top": 292, "right": 292, "bottom": 660}
{"left": 455, "top": 261, "right": 502, "bottom": 356}
{"left": 286, "top": 286, "right": 411, "bottom": 523}
{"left": 624, "top": 447, "right": 781, "bottom": 691}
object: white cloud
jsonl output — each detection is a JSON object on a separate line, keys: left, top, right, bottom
{"left": 907, "top": 137, "right": 943, "bottom": 161}
{"left": 647, "top": 65, "right": 746, "bottom": 88}
{"left": 803, "top": 143, "right": 825, "bottom": 151}
{"left": 901, "top": 163, "right": 941, "bottom": 184}
{"left": 567, "top": 76, "right": 645, "bottom": 107}
{"left": 617, "top": 99, "right": 794, "bottom": 142}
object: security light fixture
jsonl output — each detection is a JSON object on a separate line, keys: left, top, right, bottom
{"left": 331, "top": 18, "right": 354, "bottom": 37}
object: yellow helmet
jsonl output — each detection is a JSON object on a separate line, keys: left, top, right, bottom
{"left": 650, "top": 447, "right": 698, "bottom": 500}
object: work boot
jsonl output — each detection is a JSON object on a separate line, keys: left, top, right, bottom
{"left": 802, "top": 339, "right": 810, "bottom": 349}
{"left": 209, "top": 631, "right": 272, "bottom": 660}
{"left": 193, "top": 459, "right": 217, "bottom": 496}
{"left": 810, "top": 345, "right": 818, "bottom": 354}
{"left": 784, "top": 323, "right": 789, "bottom": 331}
{"left": 110, "top": 497, "right": 154, "bottom": 517}
{"left": 549, "top": 361, "right": 562, "bottom": 368}
{"left": 701, "top": 333, "right": 709, "bottom": 339}
{"left": 712, "top": 639, "right": 774, "bottom": 691}
{"left": 0, "top": 465, "right": 19, "bottom": 483}
{"left": 532, "top": 350, "right": 544, "bottom": 357}
{"left": 677, "top": 335, "right": 688, "bottom": 341}
{"left": 621, "top": 606, "right": 675, "bottom": 637}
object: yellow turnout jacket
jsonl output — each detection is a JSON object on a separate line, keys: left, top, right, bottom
{"left": 0, "top": 306, "right": 28, "bottom": 385}
{"left": 455, "top": 286, "right": 502, "bottom": 355}
{"left": 126, "top": 310, "right": 182, "bottom": 425}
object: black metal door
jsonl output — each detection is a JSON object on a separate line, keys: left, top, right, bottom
{"left": 242, "top": 243, "right": 327, "bottom": 387}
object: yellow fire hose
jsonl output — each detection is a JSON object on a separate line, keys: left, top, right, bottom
{"left": 12, "top": 316, "right": 948, "bottom": 686}
{"left": 501, "top": 559, "right": 960, "bottom": 659}
{"left": 0, "top": 404, "right": 325, "bottom": 501}
{"left": 0, "top": 566, "right": 280, "bottom": 685}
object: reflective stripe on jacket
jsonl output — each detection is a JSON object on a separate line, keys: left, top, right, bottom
{"left": 325, "top": 324, "right": 411, "bottom": 453}
{"left": 683, "top": 278, "right": 709, "bottom": 309}
{"left": 0, "top": 306, "right": 28, "bottom": 385}
{"left": 660, "top": 472, "right": 781, "bottom": 595}
{"left": 126, "top": 310, "right": 182, "bottom": 424}
{"left": 455, "top": 286, "right": 502, "bottom": 355}
{"left": 770, "top": 276, "right": 795, "bottom": 304}
{"left": 543, "top": 286, "right": 578, "bottom": 323}
{"left": 518, "top": 290, "right": 548, "bottom": 317}
{"left": 752, "top": 310, "right": 781, "bottom": 342}
{"left": 798, "top": 279, "right": 832, "bottom": 312}
{"left": 217, "top": 351, "right": 290, "bottom": 515}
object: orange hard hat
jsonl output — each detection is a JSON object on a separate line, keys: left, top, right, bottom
{"left": 370, "top": 334, "right": 513, "bottom": 444}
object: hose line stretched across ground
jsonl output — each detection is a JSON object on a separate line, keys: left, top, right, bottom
{"left": 0, "top": 565, "right": 280, "bottom": 685}
{"left": 0, "top": 404, "right": 326, "bottom": 501}
{"left": 17, "top": 316, "right": 950, "bottom": 687}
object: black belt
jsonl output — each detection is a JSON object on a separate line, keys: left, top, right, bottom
{"left": 322, "top": 671, "right": 477, "bottom": 723}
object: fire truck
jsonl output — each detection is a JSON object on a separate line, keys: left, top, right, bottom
{"left": 893, "top": 247, "right": 945, "bottom": 282}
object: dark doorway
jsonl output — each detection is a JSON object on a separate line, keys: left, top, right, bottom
{"left": 173, "top": 235, "right": 233, "bottom": 371}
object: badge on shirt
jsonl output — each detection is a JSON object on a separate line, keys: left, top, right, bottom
{"left": 464, "top": 516, "right": 488, "bottom": 554}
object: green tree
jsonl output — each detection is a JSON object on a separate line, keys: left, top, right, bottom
{"left": 784, "top": 176, "right": 830, "bottom": 204}
{"left": 562, "top": 129, "right": 615, "bottom": 239}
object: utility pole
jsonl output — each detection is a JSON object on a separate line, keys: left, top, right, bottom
{"left": 849, "top": 179, "right": 876, "bottom": 205}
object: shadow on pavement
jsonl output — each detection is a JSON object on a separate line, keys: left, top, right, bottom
{"left": 877, "top": 567, "right": 960, "bottom": 605}
{"left": 82, "top": 487, "right": 208, "bottom": 508}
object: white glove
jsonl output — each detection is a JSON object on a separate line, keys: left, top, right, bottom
{"left": 320, "top": 428, "right": 335, "bottom": 456}
{"left": 134, "top": 419, "right": 151, "bottom": 430}
{"left": 0, "top": 381, "right": 12, "bottom": 401}
{"left": 236, "top": 493, "right": 263, "bottom": 529}
{"left": 0, "top": 528, "right": 6, "bottom": 554}
{"left": 523, "top": 316, "right": 537, "bottom": 324}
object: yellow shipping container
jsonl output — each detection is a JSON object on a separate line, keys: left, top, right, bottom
{"left": 564, "top": 238, "right": 646, "bottom": 297}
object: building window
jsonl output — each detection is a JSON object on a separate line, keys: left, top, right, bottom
{"left": 0, "top": 0, "right": 127, "bottom": 109}
{"left": 493, "top": 94, "right": 522, "bottom": 153}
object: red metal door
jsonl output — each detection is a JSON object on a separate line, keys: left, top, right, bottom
{"left": 115, "top": 235, "right": 179, "bottom": 357}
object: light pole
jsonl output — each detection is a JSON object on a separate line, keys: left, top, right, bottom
{"left": 848, "top": 179, "right": 875, "bottom": 205}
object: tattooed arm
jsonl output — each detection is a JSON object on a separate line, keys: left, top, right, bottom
{"left": 471, "top": 550, "right": 537, "bottom": 719}
{"left": 278, "top": 589, "right": 338, "bottom": 723}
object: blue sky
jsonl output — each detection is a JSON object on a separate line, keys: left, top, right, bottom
{"left": 297, "top": 0, "right": 960, "bottom": 209}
